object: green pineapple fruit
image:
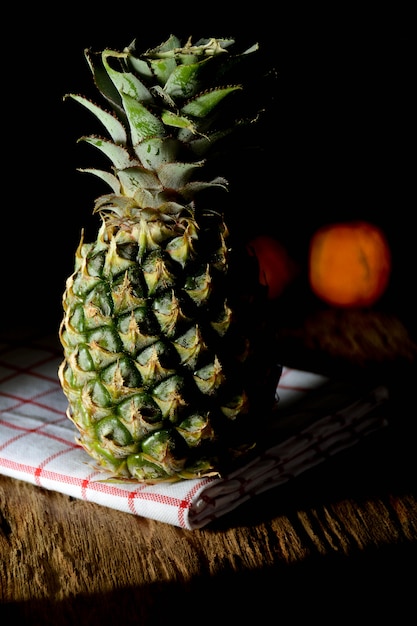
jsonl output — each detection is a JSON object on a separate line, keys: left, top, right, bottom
{"left": 58, "top": 35, "right": 280, "bottom": 483}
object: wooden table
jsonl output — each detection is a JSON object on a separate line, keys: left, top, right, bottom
{"left": 1, "top": 309, "right": 416, "bottom": 624}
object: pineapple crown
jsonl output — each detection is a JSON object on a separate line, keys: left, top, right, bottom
{"left": 65, "top": 35, "right": 264, "bottom": 222}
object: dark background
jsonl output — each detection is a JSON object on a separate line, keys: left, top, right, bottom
{"left": 3, "top": 6, "right": 414, "bottom": 334}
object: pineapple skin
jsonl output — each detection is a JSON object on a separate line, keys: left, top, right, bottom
{"left": 58, "top": 35, "right": 280, "bottom": 482}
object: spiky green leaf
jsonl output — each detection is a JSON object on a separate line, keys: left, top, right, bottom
{"left": 118, "top": 167, "right": 162, "bottom": 196}
{"left": 145, "top": 34, "right": 182, "bottom": 60}
{"left": 102, "top": 50, "right": 154, "bottom": 104}
{"left": 81, "top": 136, "right": 137, "bottom": 170}
{"left": 134, "top": 137, "right": 180, "bottom": 170}
{"left": 181, "top": 86, "right": 242, "bottom": 118}
{"left": 161, "top": 110, "right": 197, "bottom": 133}
{"left": 84, "top": 49, "right": 125, "bottom": 116}
{"left": 120, "top": 92, "right": 165, "bottom": 144}
{"left": 77, "top": 168, "right": 121, "bottom": 194}
{"left": 163, "top": 60, "right": 209, "bottom": 99}
{"left": 66, "top": 94, "right": 127, "bottom": 145}
{"left": 179, "top": 178, "right": 228, "bottom": 200}
{"left": 158, "top": 162, "right": 204, "bottom": 190}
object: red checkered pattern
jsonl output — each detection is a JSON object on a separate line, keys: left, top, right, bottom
{"left": 0, "top": 336, "right": 389, "bottom": 529}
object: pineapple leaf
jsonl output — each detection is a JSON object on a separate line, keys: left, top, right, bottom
{"left": 146, "top": 34, "right": 182, "bottom": 56}
{"left": 93, "top": 194, "right": 137, "bottom": 216}
{"left": 242, "top": 42, "right": 260, "bottom": 55}
{"left": 161, "top": 110, "right": 197, "bottom": 133}
{"left": 102, "top": 50, "right": 154, "bottom": 105}
{"left": 163, "top": 60, "right": 210, "bottom": 99}
{"left": 139, "top": 35, "right": 181, "bottom": 84}
{"left": 81, "top": 136, "right": 137, "bottom": 170}
{"left": 148, "top": 57, "right": 178, "bottom": 86}
{"left": 120, "top": 92, "right": 165, "bottom": 144}
{"left": 66, "top": 94, "right": 127, "bottom": 145}
{"left": 181, "top": 86, "right": 242, "bottom": 118}
{"left": 134, "top": 137, "right": 180, "bottom": 170}
{"left": 126, "top": 53, "right": 153, "bottom": 80}
{"left": 77, "top": 168, "right": 121, "bottom": 194}
{"left": 85, "top": 49, "right": 125, "bottom": 118}
{"left": 151, "top": 36, "right": 233, "bottom": 59}
{"left": 118, "top": 167, "right": 162, "bottom": 196}
{"left": 158, "top": 162, "right": 204, "bottom": 190}
{"left": 149, "top": 85, "right": 176, "bottom": 109}
{"left": 179, "top": 178, "right": 228, "bottom": 200}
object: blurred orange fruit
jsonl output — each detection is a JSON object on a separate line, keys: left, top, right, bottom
{"left": 308, "top": 220, "right": 391, "bottom": 308}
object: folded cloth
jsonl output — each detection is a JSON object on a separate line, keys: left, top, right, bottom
{"left": 0, "top": 337, "right": 389, "bottom": 530}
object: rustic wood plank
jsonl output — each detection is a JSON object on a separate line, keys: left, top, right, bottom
{"left": 1, "top": 469, "right": 416, "bottom": 624}
{"left": 1, "top": 445, "right": 416, "bottom": 595}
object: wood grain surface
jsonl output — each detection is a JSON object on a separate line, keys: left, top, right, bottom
{"left": 1, "top": 309, "right": 416, "bottom": 625}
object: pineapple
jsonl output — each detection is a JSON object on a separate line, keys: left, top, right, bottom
{"left": 58, "top": 34, "right": 280, "bottom": 482}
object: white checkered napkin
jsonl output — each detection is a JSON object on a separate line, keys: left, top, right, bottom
{"left": 0, "top": 339, "right": 389, "bottom": 530}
